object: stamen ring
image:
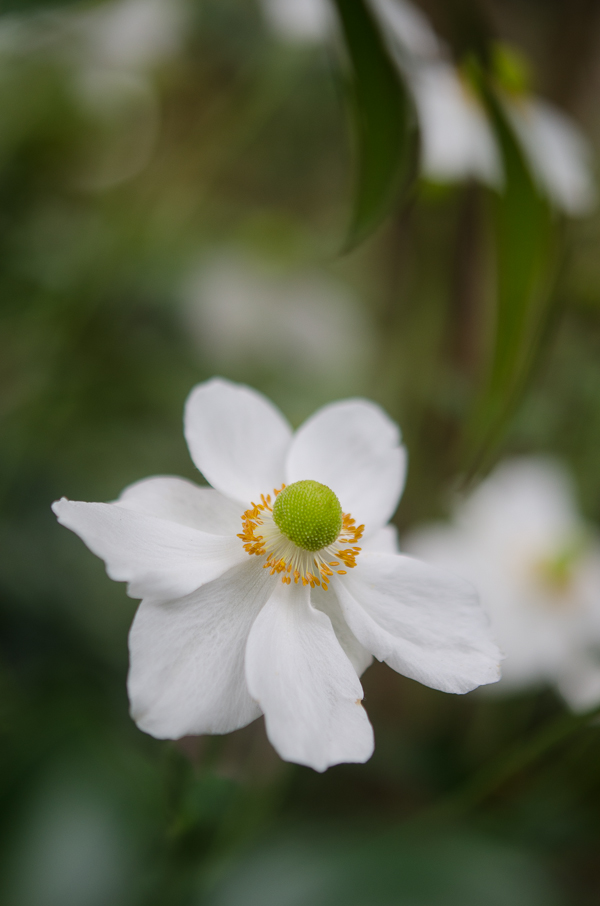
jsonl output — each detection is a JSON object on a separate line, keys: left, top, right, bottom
{"left": 237, "top": 485, "right": 364, "bottom": 590}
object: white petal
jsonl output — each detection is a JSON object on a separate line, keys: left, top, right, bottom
{"left": 182, "top": 253, "right": 375, "bottom": 384}
{"left": 128, "top": 561, "right": 272, "bottom": 738}
{"left": 410, "top": 62, "right": 502, "bottom": 187}
{"left": 334, "top": 552, "right": 501, "bottom": 693}
{"left": 504, "top": 96, "right": 596, "bottom": 216}
{"left": 404, "top": 519, "right": 581, "bottom": 692}
{"left": 78, "top": 0, "right": 187, "bottom": 70}
{"left": 362, "top": 524, "right": 400, "bottom": 554}
{"left": 259, "top": 0, "right": 332, "bottom": 43}
{"left": 286, "top": 399, "right": 406, "bottom": 533}
{"left": 184, "top": 378, "right": 292, "bottom": 505}
{"left": 368, "top": 0, "right": 441, "bottom": 59}
{"left": 556, "top": 656, "right": 600, "bottom": 713}
{"left": 52, "top": 498, "right": 246, "bottom": 601}
{"left": 312, "top": 585, "right": 373, "bottom": 677}
{"left": 245, "top": 580, "right": 374, "bottom": 771}
{"left": 456, "top": 457, "right": 580, "bottom": 552}
{"left": 118, "top": 476, "right": 244, "bottom": 534}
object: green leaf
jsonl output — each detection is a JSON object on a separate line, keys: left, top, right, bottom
{"left": 332, "top": 0, "right": 415, "bottom": 250}
{"left": 0, "top": 0, "right": 84, "bottom": 10}
{"left": 463, "top": 82, "right": 557, "bottom": 477}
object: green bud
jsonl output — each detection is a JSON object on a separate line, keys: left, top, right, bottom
{"left": 273, "top": 480, "right": 342, "bottom": 552}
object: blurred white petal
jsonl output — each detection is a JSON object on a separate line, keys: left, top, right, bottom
{"left": 405, "top": 458, "right": 600, "bottom": 706}
{"left": 410, "top": 63, "right": 502, "bottom": 186}
{"left": 367, "top": 0, "right": 441, "bottom": 60}
{"left": 72, "top": 69, "right": 159, "bottom": 190}
{"left": 556, "top": 655, "right": 600, "bottom": 712}
{"left": 367, "top": 1, "right": 502, "bottom": 187}
{"left": 456, "top": 459, "right": 581, "bottom": 551}
{"left": 181, "top": 253, "right": 375, "bottom": 388}
{"left": 74, "top": 0, "right": 187, "bottom": 72}
{"left": 504, "top": 96, "right": 596, "bottom": 215}
{"left": 259, "top": 0, "right": 333, "bottom": 43}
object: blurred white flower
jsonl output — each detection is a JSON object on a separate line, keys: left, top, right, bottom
{"left": 259, "top": 0, "right": 594, "bottom": 211}
{"left": 371, "top": 2, "right": 595, "bottom": 208}
{"left": 66, "top": 0, "right": 188, "bottom": 189}
{"left": 258, "top": 0, "right": 334, "bottom": 43}
{"left": 0, "top": 1, "right": 189, "bottom": 191}
{"left": 53, "top": 378, "right": 500, "bottom": 771}
{"left": 408, "top": 62, "right": 501, "bottom": 186}
{"left": 67, "top": 0, "right": 187, "bottom": 73}
{"left": 503, "top": 96, "right": 596, "bottom": 216}
{"left": 368, "top": 0, "right": 439, "bottom": 59}
{"left": 259, "top": 0, "right": 501, "bottom": 186}
{"left": 181, "top": 252, "right": 374, "bottom": 389}
{"left": 72, "top": 69, "right": 159, "bottom": 191}
{"left": 366, "top": 0, "right": 501, "bottom": 185}
{"left": 405, "top": 458, "right": 600, "bottom": 710}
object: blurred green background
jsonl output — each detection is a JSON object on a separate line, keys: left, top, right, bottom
{"left": 2, "top": 0, "right": 600, "bottom": 903}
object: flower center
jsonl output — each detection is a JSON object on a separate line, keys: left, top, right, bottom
{"left": 272, "top": 480, "right": 342, "bottom": 552}
{"left": 238, "top": 483, "right": 364, "bottom": 590}
{"left": 533, "top": 537, "right": 586, "bottom": 602}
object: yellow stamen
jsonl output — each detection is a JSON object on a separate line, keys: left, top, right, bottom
{"left": 237, "top": 485, "right": 364, "bottom": 589}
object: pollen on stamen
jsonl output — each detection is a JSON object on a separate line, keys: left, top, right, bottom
{"left": 237, "top": 483, "right": 364, "bottom": 589}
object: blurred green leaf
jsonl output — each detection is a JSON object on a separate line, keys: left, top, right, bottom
{"left": 333, "top": 0, "right": 414, "bottom": 250}
{"left": 0, "top": 0, "right": 84, "bottom": 10}
{"left": 463, "top": 81, "right": 557, "bottom": 477}
{"left": 205, "top": 826, "right": 564, "bottom": 906}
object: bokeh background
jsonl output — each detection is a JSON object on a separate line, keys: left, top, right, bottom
{"left": 2, "top": 0, "right": 600, "bottom": 903}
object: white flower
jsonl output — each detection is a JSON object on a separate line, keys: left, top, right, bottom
{"left": 367, "top": 0, "right": 440, "bottom": 60}
{"left": 405, "top": 458, "right": 600, "bottom": 711}
{"left": 68, "top": 0, "right": 187, "bottom": 73}
{"left": 259, "top": 0, "right": 594, "bottom": 212}
{"left": 375, "top": 3, "right": 595, "bottom": 209}
{"left": 0, "top": 3, "right": 181, "bottom": 193}
{"left": 502, "top": 95, "right": 596, "bottom": 216}
{"left": 407, "top": 61, "right": 501, "bottom": 187}
{"left": 259, "top": 0, "right": 501, "bottom": 186}
{"left": 71, "top": 69, "right": 159, "bottom": 191}
{"left": 3, "top": 0, "right": 188, "bottom": 192}
{"left": 258, "top": 0, "right": 334, "bottom": 42}
{"left": 180, "top": 251, "right": 374, "bottom": 389}
{"left": 367, "top": 0, "right": 502, "bottom": 187}
{"left": 53, "top": 379, "right": 500, "bottom": 771}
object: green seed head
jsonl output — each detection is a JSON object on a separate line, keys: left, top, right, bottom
{"left": 273, "top": 480, "right": 342, "bottom": 552}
